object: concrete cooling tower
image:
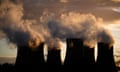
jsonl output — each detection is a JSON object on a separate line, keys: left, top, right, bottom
{"left": 15, "top": 43, "right": 45, "bottom": 72}
{"left": 46, "top": 48, "right": 62, "bottom": 72}
{"left": 96, "top": 42, "right": 117, "bottom": 72}
{"left": 62, "top": 39, "right": 95, "bottom": 72}
{"left": 14, "top": 39, "right": 117, "bottom": 72}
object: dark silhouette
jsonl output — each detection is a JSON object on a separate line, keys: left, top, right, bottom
{"left": 15, "top": 43, "right": 45, "bottom": 72}
{"left": 0, "top": 63, "right": 15, "bottom": 72}
{"left": 62, "top": 39, "right": 95, "bottom": 72}
{"left": 117, "top": 66, "right": 120, "bottom": 71}
{"left": 46, "top": 48, "right": 62, "bottom": 72}
{"left": 81, "top": 45, "right": 95, "bottom": 72}
{"left": 96, "top": 43, "right": 117, "bottom": 72}
{"left": 0, "top": 39, "right": 118, "bottom": 72}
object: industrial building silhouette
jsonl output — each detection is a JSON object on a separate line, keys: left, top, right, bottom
{"left": 15, "top": 43, "right": 45, "bottom": 72}
{"left": 96, "top": 43, "right": 117, "bottom": 72}
{"left": 62, "top": 39, "right": 95, "bottom": 72}
{"left": 15, "top": 39, "right": 117, "bottom": 72}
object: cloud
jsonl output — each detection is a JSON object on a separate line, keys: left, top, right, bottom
{"left": 104, "top": 24, "right": 120, "bottom": 60}
{"left": 38, "top": 11, "right": 114, "bottom": 48}
{"left": 0, "top": 31, "right": 6, "bottom": 39}
{"left": 0, "top": 0, "right": 115, "bottom": 49}
{"left": 60, "top": 0, "right": 68, "bottom": 3}
{"left": 112, "top": 0, "right": 120, "bottom": 3}
{"left": 0, "top": 0, "right": 44, "bottom": 49}
{"left": 112, "top": 7, "right": 120, "bottom": 13}
{"left": 112, "top": 19, "right": 120, "bottom": 24}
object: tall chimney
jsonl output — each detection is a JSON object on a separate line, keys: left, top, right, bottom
{"left": 15, "top": 43, "right": 45, "bottom": 71}
{"left": 46, "top": 48, "right": 62, "bottom": 72}
{"left": 96, "top": 43, "right": 117, "bottom": 72}
{"left": 62, "top": 39, "right": 95, "bottom": 72}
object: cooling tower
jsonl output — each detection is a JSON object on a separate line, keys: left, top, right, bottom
{"left": 15, "top": 43, "right": 45, "bottom": 72}
{"left": 62, "top": 39, "right": 95, "bottom": 72}
{"left": 82, "top": 45, "right": 95, "bottom": 72}
{"left": 96, "top": 43, "right": 117, "bottom": 72}
{"left": 46, "top": 48, "right": 62, "bottom": 72}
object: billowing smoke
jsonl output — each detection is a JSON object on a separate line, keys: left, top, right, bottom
{"left": 60, "top": 0, "right": 68, "bottom": 3}
{"left": 0, "top": 0, "right": 44, "bottom": 49}
{"left": 0, "top": 0, "right": 114, "bottom": 49}
{"left": 97, "top": 29, "right": 115, "bottom": 47}
{"left": 39, "top": 12, "right": 114, "bottom": 48}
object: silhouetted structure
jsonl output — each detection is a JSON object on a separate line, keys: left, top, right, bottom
{"left": 13, "top": 39, "right": 118, "bottom": 72}
{"left": 81, "top": 45, "right": 95, "bottom": 72}
{"left": 15, "top": 43, "right": 45, "bottom": 72}
{"left": 62, "top": 39, "right": 95, "bottom": 72}
{"left": 96, "top": 43, "right": 117, "bottom": 72}
{"left": 0, "top": 63, "right": 15, "bottom": 72}
{"left": 46, "top": 48, "right": 62, "bottom": 72}
{"left": 0, "top": 64, "right": 1, "bottom": 71}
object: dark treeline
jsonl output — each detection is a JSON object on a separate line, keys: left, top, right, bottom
{"left": 0, "top": 63, "right": 120, "bottom": 72}
{"left": 0, "top": 63, "right": 15, "bottom": 72}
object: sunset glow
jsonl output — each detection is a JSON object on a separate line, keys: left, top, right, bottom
{"left": 0, "top": 0, "right": 120, "bottom": 68}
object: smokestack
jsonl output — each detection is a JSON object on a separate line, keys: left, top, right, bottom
{"left": 46, "top": 48, "right": 62, "bottom": 72}
{"left": 96, "top": 43, "right": 117, "bottom": 72}
{"left": 15, "top": 43, "right": 45, "bottom": 71}
{"left": 63, "top": 39, "right": 95, "bottom": 72}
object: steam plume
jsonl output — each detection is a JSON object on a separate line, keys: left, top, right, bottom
{"left": 0, "top": 0, "right": 114, "bottom": 49}
{"left": 39, "top": 12, "right": 114, "bottom": 48}
{"left": 0, "top": 0, "right": 44, "bottom": 49}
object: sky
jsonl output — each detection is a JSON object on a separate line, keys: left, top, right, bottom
{"left": 0, "top": 0, "right": 120, "bottom": 63}
{"left": 0, "top": 38, "right": 17, "bottom": 57}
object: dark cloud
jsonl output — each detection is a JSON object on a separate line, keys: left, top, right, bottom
{"left": 18, "top": 0, "right": 120, "bottom": 23}
{"left": 0, "top": 0, "right": 115, "bottom": 49}
{"left": 0, "top": 0, "right": 44, "bottom": 49}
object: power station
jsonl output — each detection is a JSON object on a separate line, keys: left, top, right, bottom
{"left": 62, "top": 39, "right": 95, "bottom": 72}
{"left": 96, "top": 42, "right": 117, "bottom": 72}
{"left": 15, "top": 43, "right": 45, "bottom": 72}
{"left": 15, "top": 38, "right": 117, "bottom": 72}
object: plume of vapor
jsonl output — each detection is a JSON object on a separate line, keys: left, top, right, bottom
{"left": 46, "top": 38, "right": 62, "bottom": 50}
{"left": 97, "top": 29, "right": 115, "bottom": 47}
{"left": 0, "top": 0, "right": 114, "bottom": 49}
{"left": 0, "top": 0, "right": 44, "bottom": 49}
{"left": 38, "top": 11, "right": 114, "bottom": 48}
